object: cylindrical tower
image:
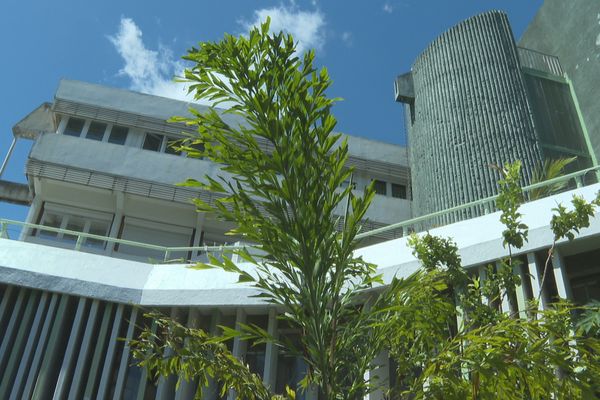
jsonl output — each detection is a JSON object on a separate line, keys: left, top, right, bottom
{"left": 406, "top": 11, "right": 543, "bottom": 219}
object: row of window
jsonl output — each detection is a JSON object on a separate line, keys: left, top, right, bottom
{"left": 342, "top": 179, "right": 409, "bottom": 199}
{"left": 373, "top": 180, "right": 409, "bottom": 199}
{"left": 64, "top": 118, "right": 129, "bottom": 145}
{"left": 62, "top": 117, "right": 203, "bottom": 157}
{"left": 61, "top": 117, "right": 407, "bottom": 199}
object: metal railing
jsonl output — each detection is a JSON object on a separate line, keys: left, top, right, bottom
{"left": 0, "top": 219, "right": 250, "bottom": 263}
{"left": 356, "top": 165, "right": 600, "bottom": 241}
{"left": 517, "top": 47, "right": 565, "bottom": 77}
{"left": 1, "top": 166, "right": 599, "bottom": 257}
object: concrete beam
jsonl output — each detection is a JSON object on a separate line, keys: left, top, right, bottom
{"left": 0, "top": 180, "right": 31, "bottom": 206}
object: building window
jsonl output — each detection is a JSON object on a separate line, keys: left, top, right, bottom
{"left": 142, "top": 133, "right": 163, "bottom": 151}
{"left": 164, "top": 138, "right": 182, "bottom": 155}
{"left": 391, "top": 183, "right": 407, "bottom": 199}
{"left": 86, "top": 121, "right": 107, "bottom": 141}
{"left": 340, "top": 180, "right": 356, "bottom": 190}
{"left": 372, "top": 179, "right": 387, "bottom": 196}
{"left": 108, "top": 125, "right": 129, "bottom": 145}
{"left": 142, "top": 132, "right": 181, "bottom": 155}
{"left": 35, "top": 204, "right": 112, "bottom": 250}
{"left": 63, "top": 117, "right": 85, "bottom": 137}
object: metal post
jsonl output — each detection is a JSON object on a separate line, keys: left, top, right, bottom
{"left": 0, "top": 137, "right": 17, "bottom": 179}
{"left": 74, "top": 235, "right": 84, "bottom": 251}
{"left": 0, "top": 221, "right": 8, "bottom": 239}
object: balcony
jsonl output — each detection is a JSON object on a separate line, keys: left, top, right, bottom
{"left": 29, "top": 133, "right": 225, "bottom": 187}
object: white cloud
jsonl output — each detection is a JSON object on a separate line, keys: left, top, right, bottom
{"left": 108, "top": 17, "right": 193, "bottom": 102}
{"left": 341, "top": 31, "right": 353, "bottom": 47}
{"left": 240, "top": 5, "right": 326, "bottom": 54}
{"left": 383, "top": 3, "right": 394, "bottom": 13}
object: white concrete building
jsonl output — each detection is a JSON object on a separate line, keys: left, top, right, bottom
{"left": 1, "top": 3, "right": 600, "bottom": 396}
{"left": 0, "top": 80, "right": 415, "bottom": 399}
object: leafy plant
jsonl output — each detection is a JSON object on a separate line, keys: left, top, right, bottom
{"left": 529, "top": 156, "right": 577, "bottom": 200}
{"left": 128, "top": 19, "right": 600, "bottom": 400}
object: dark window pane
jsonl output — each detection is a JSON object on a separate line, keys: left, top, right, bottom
{"left": 373, "top": 180, "right": 387, "bottom": 195}
{"left": 164, "top": 137, "right": 182, "bottom": 155}
{"left": 86, "top": 121, "right": 107, "bottom": 141}
{"left": 64, "top": 118, "right": 85, "bottom": 137}
{"left": 143, "top": 133, "right": 163, "bottom": 151}
{"left": 391, "top": 183, "right": 407, "bottom": 199}
{"left": 108, "top": 125, "right": 128, "bottom": 145}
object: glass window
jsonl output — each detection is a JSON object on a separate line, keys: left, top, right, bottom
{"left": 340, "top": 180, "right": 357, "bottom": 190}
{"left": 63, "top": 216, "right": 86, "bottom": 242}
{"left": 85, "top": 219, "right": 110, "bottom": 249}
{"left": 164, "top": 137, "right": 182, "bottom": 155}
{"left": 86, "top": 121, "right": 107, "bottom": 141}
{"left": 142, "top": 133, "right": 163, "bottom": 152}
{"left": 38, "top": 212, "right": 62, "bottom": 239}
{"left": 372, "top": 179, "right": 387, "bottom": 195}
{"left": 64, "top": 117, "right": 85, "bottom": 137}
{"left": 108, "top": 125, "right": 128, "bottom": 145}
{"left": 391, "top": 183, "right": 407, "bottom": 199}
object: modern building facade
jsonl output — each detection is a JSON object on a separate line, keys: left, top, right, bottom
{"left": 395, "top": 9, "right": 597, "bottom": 220}
{"left": 1, "top": 2, "right": 600, "bottom": 399}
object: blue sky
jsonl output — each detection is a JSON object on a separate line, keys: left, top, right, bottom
{"left": 0, "top": 0, "right": 542, "bottom": 222}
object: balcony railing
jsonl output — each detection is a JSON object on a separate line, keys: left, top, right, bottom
{"left": 356, "top": 165, "right": 600, "bottom": 241}
{"left": 0, "top": 219, "right": 250, "bottom": 264}
{"left": 1, "top": 166, "right": 599, "bottom": 257}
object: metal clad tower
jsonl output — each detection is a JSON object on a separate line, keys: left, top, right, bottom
{"left": 400, "top": 11, "right": 543, "bottom": 220}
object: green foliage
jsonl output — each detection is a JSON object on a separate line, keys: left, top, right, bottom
{"left": 132, "top": 19, "right": 390, "bottom": 399}
{"left": 418, "top": 307, "right": 600, "bottom": 399}
{"left": 387, "top": 162, "right": 600, "bottom": 399}
{"left": 128, "top": 20, "right": 600, "bottom": 400}
{"left": 494, "top": 161, "right": 528, "bottom": 250}
{"left": 530, "top": 156, "right": 577, "bottom": 200}
{"left": 550, "top": 194, "right": 600, "bottom": 241}
{"left": 130, "top": 312, "right": 289, "bottom": 400}
{"left": 576, "top": 300, "right": 600, "bottom": 337}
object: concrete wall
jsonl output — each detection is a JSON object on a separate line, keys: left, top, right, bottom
{"left": 519, "top": 0, "right": 600, "bottom": 162}
{"left": 407, "top": 11, "right": 543, "bottom": 219}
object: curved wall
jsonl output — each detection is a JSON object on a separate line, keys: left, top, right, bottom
{"left": 408, "top": 11, "right": 543, "bottom": 219}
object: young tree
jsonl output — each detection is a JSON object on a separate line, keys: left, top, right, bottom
{"left": 131, "top": 21, "right": 600, "bottom": 400}
{"left": 133, "top": 19, "right": 394, "bottom": 399}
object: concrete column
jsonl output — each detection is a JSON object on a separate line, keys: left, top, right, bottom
{"left": 107, "top": 191, "right": 125, "bottom": 256}
{"left": 0, "top": 290, "right": 39, "bottom": 399}
{"left": 9, "top": 292, "right": 49, "bottom": 400}
{"left": 97, "top": 303, "right": 126, "bottom": 399}
{"left": 228, "top": 308, "right": 248, "bottom": 400}
{"left": 526, "top": 252, "right": 548, "bottom": 311}
{"left": 202, "top": 309, "right": 222, "bottom": 400}
{"left": 19, "top": 196, "right": 42, "bottom": 241}
{"left": 0, "top": 287, "right": 27, "bottom": 372}
{"left": 135, "top": 321, "right": 158, "bottom": 400}
{"left": 192, "top": 212, "right": 206, "bottom": 259}
{"left": 478, "top": 265, "right": 490, "bottom": 305}
{"left": 53, "top": 297, "right": 88, "bottom": 399}
{"left": 496, "top": 261, "right": 511, "bottom": 314}
{"left": 369, "top": 351, "right": 390, "bottom": 400}
{"left": 156, "top": 308, "right": 184, "bottom": 400}
{"left": 513, "top": 263, "right": 528, "bottom": 319}
{"left": 21, "top": 293, "right": 59, "bottom": 399}
{"left": 57, "top": 114, "right": 68, "bottom": 134}
{"left": 262, "top": 308, "right": 278, "bottom": 389}
{"left": 175, "top": 308, "right": 202, "bottom": 400}
{"left": 114, "top": 307, "right": 139, "bottom": 400}
{"left": 68, "top": 300, "right": 101, "bottom": 400}
{"left": 32, "top": 294, "right": 71, "bottom": 399}
{"left": 84, "top": 303, "right": 115, "bottom": 399}
{"left": 551, "top": 249, "right": 573, "bottom": 300}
